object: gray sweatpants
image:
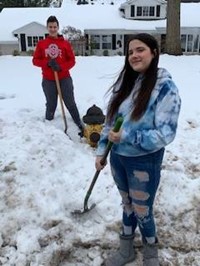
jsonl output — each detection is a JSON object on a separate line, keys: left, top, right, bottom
{"left": 42, "top": 77, "right": 82, "bottom": 127}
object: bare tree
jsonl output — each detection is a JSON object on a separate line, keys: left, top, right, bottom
{"left": 165, "top": 0, "right": 182, "bottom": 55}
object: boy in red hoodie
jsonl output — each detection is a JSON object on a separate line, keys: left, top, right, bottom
{"left": 32, "top": 15, "right": 84, "bottom": 137}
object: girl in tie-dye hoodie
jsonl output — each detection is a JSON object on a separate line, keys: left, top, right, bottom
{"left": 95, "top": 33, "right": 181, "bottom": 266}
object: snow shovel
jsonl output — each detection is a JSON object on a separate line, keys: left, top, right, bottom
{"left": 54, "top": 71, "right": 68, "bottom": 134}
{"left": 72, "top": 116, "right": 123, "bottom": 215}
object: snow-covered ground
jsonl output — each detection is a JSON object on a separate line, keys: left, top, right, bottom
{"left": 0, "top": 55, "right": 200, "bottom": 266}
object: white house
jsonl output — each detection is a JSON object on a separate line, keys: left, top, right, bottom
{"left": 0, "top": 0, "right": 200, "bottom": 56}
{"left": 13, "top": 22, "right": 48, "bottom": 52}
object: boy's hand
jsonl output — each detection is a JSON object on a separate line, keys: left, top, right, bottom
{"left": 48, "top": 59, "right": 61, "bottom": 72}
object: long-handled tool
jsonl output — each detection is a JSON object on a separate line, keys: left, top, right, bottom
{"left": 54, "top": 71, "right": 68, "bottom": 134}
{"left": 72, "top": 116, "right": 123, "bottom": 215}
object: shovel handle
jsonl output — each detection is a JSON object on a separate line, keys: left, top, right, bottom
{"left": 83, "top": 116, "right": 124, "bottom": 211}
{"left": 100, "top": 116, "right": 124, "bottom": 165}
{"left": 54, "top": 71, "right": 68, "bottom": 133}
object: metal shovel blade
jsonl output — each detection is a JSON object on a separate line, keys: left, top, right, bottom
{"left": 71, "top": 203, "right": 96, "bottom": 216}
{"left": 71, "top": 170, "right": 100, "bottom": 216}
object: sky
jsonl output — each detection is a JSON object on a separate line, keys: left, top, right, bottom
{"left": 0, "top": 54, "right": 200, "bottom": 266}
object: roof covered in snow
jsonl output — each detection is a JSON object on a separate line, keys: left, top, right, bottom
{"left": 0, "top": 2, "right": 200, "bottom": 41}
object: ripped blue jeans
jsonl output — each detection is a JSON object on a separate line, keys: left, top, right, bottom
{"left": 110, "top": 148, "right": 164, "bottom": 241}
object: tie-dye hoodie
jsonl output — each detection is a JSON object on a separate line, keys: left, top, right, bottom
{"left": 96, "top": 68, "right": 181, "bottom": 157}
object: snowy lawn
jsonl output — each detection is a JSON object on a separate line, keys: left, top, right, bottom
{"left": 0, "top": 55, "right": 200, "bottom": 265}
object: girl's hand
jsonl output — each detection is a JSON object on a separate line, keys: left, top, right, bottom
{"left": 108, "top": 129, "right": 122, "bottom": 143}
{"left": 95, "top": 156, "right": 107, "bottom": 171}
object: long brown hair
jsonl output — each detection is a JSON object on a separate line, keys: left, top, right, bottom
{"left": 107, "top": 33, "right": 159, "bottom": 122}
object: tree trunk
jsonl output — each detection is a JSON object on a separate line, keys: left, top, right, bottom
{"left": 165, "top": 0, "right": 182, "bottom": 55}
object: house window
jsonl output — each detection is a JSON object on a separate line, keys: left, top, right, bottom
{"left": 33, "top": 36, "right": 39, "bottom": 46}
{"left": 193, "top": 35, "right": 199, "bottom": 52}
{"left": 137, "top": 6, "right": 142, "bottom": 16}
{"left": 102, "top": 35, "right": 112, "bottom": 49}
{"left": 143, "top": 7, "right": 149, "bottom": 16}
{"left": 181, "top": 34, "right": 196, "bottom": 53}
{"left": 149, "top": 6, "right": 155, "bottom": 16}
{"left": 181, "top": 35, "right": 186, "bottom": 52}
{"left": 27, "top": 36, "right": 44, "bottom": 47}
{"left": 137, "top": 6, "right": 155, "bottom": 17}
{"left": 27, "top": 36, "right": 32, "bottom": 47}
{"left": 91, "top": 35, "right": 100, "bottom": 49}
{"left": 187, "top": 34, "right": 193, "bottom": 52}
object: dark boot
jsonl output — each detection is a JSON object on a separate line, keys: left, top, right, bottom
{"left": 78, "top": 124, "right": 85, "bottom": 138}
{"left": 45, "top": 110, "right": 54, "bottom": 121}
{"left": 143, "top": 239, "right": 159, "bottom": 266}
{"left": 105, "top": 234, "right": 135, "bottom": 266}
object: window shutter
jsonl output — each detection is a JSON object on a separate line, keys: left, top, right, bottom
{"left": 112, "top": 34, "right": 116, "bottom": 50}
{"left": 131, "top": 5, "right": 135, "bottom": 17}
{"left": 156, "top": 5, "right": 160, "bottom": 17}
{"left": 85, "top": 34, "right": 89, "bottom": 50}
{"left": 20, "top": 34, "right": 26, "bottom": 52}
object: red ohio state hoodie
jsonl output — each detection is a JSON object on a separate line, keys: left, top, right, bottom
{"left": 32, "top": 35, "right": 75, "bottom": 80}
